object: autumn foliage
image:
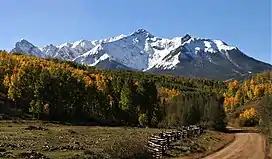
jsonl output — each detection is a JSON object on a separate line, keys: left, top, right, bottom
{"left": 239, "top": 108, "right": 259, "bottom": 126}
{"left": 224, "top": 71, "right": 272, "bottom": 112}
{"left": 0, "top": 50, "right": 227, "bottom": 129}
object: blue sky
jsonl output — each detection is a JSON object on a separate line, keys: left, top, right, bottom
{"left": 0, "top": 0, "right": 271, "bottom": 63}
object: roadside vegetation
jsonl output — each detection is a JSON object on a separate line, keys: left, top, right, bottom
{"left": 165, "top": 130, "right": 234, "bottom": 159}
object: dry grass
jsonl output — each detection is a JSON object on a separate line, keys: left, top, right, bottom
{"left": 0, "top": 121, "right": 235, "bottom": 159}
{"left": 0, "top": 120, "right": 167, "bottom": 159}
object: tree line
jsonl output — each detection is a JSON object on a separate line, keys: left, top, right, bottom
{"left": 0, "top": 51, "right": 227, "bottom": 129}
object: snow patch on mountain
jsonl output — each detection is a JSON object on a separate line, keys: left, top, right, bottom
{"left": 146, "top": 37, "right": 183, "bottom": 69}
{"left": 182, "top": 37, "right": 236, "bottom": 56}
{"left": 213, "top": 40, "right": 236, "bottom": 51}
{"left": 90, "top": 54, "right": 111, "bottom": 66}
{"left": 150, "top": 36, "right": 238, "bottom": 69}
{"left": 154, "top": 52, "right": 181, "bottom": 70}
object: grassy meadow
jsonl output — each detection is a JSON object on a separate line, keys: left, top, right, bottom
{"left": 0, "top": 120, "right": 166, "bottom": 159}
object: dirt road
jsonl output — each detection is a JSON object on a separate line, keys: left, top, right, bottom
{"left": 203, "top": 131, "right": 266, "bottom": 159}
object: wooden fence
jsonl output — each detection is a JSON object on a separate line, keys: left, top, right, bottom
{"left": 146, "top": 125, "right": 204, "bottom": 159}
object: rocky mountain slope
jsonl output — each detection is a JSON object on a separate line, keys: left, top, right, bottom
{"left": 10, "top": 29, "right": 272, "bottom": 80}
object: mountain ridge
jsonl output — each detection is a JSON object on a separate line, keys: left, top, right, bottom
{"left": 10, "top": 29, "right": 272, "bottom": 80}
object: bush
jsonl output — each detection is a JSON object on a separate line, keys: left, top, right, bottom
{"left": 239, "top": 108, "right": 259, "bottom": 127}
{"left": 258, "top": 95, "right": 272, "bottom": 141}
{"left": 11, "top": 52, "right": 26, "bottom": 56}
{"left": 138, "top": 113, "right": 148, "bottom": 126}
{"left": 103, "top": 139, "right": 152, "bottom": 159}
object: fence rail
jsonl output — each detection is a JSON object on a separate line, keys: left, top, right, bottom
{"left": 146, "top": 125, "right": 204, "bottom": 158}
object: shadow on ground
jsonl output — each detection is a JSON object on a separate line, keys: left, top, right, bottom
{"left": 225, "top": 128, "right": 260, "bottom": 133}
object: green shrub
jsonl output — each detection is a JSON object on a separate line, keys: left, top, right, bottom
{"left": 138, "top": 113, "right": 148, "bottom": 126}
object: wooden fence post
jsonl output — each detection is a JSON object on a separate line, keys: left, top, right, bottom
{"left": 167, "top": 135, "right": 170, "bottom": 148}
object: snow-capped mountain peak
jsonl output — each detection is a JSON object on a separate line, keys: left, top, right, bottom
{"left": 11, "top": 39, "right": 45, "bottom": 58}
{"left": 15, "top": 39, "right": 35, "bottom": 48}
{"left": 131, "top": 28, "right": 154, "bottom": 38}
{"left": 10, "top": 29, "right": 272, "bottom": 80}
{"left": 10, "top": 31, "right": 237, "bottom": 70}
{"left": 18, "top": 38, "right": 30, "bottom": 44}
